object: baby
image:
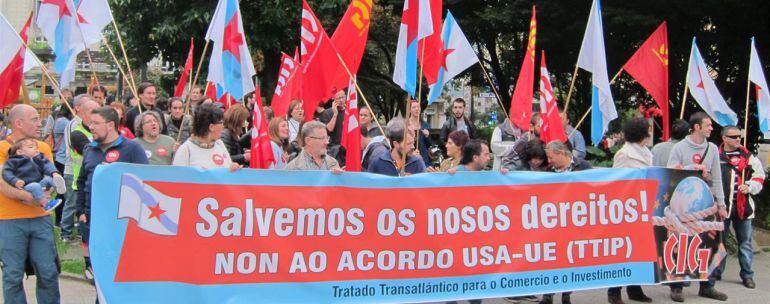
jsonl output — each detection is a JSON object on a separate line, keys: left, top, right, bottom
{"left": 2, "top": 137, "right": 66, "bottom": 211}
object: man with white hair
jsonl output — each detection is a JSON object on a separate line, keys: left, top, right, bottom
{"left": 285, "top": 121, "right": 341, "bottom": 171}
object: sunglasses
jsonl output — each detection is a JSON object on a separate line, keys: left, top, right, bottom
{"left": 724, "top": 135, "right": 741, "bottom": 139}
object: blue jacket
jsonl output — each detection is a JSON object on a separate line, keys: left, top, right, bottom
{"left": 2, "top": 154, "right": 58, "bottom": 186}
{"left": 367, "top": 151, "right": 426, "bottom": 176}
{"left": 76, "top": 136, "right": 148, "bottom": 218}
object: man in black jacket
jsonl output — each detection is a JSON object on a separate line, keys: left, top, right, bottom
{"left": 440, "top": 98, "right": 476, "bottom": 145}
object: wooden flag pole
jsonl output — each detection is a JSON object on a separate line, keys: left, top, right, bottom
{"left": 478, "top": 61, "right": 509, "bottom": 119}
{"left": 101, "top": 36, "right": 140, "bottom": 113}
{"left": 563, "top": 64, "right": 580, "bottom": 113}
{"left": 679, "top": 83, "right": 689, "bottom": 119}
{"left": 23, "top": 45, "right": 74, "bottom": 114}
{"left": 182, "top": 39, "right": 211, "bottom": 115}
{"left": 743, "top": 60, "right": 752, "bottom": 148}
{"left": 111, "top": 20, "right": 139, "bottom": 104}
{"left": 333, "top": 52, "right": 387, "bottom": 143}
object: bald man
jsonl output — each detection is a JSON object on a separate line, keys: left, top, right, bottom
{"left": 0, "top": 104, "right": 60, "bottom": 303}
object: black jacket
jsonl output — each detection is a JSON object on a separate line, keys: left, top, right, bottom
{"left": 2, "top": 154, "right": 58, "bottom": 186}
{"left": 125, "top": 105, "right": 168, "bottom": 135}
{"left": 221, "top": 128, "right": 251, "bottom": 166}
{"left": 440, "top": 116, "right": 476, "bottom": 145}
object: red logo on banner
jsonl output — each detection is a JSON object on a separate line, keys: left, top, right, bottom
{"left": 106, "top": 150, "right": 120, "bottom": 163}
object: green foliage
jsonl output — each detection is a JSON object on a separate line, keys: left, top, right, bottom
{"left": 61, "top": 260, "right": 86, "bottom": 275}
{"left": 475, "top": 126, "right": 495, "bottom": 146}
{"left": 586, "top": 145, "right": 621, "bottom": 168}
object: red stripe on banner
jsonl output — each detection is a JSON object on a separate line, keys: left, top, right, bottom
{"left": 114, "top": 180, "right": 658, "bottom": 284}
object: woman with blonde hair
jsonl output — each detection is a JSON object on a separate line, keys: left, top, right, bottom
{"left": 268, "top": 117, "right": 290, "bottom": 169}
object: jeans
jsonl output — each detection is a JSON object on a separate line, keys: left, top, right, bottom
{"left": 0, "top": 217, "right": 60, "bottom": 304}
{"left": 23, "top": 176, "right": 54, "bottom": 201}
{"left": 716, "top": 218, "right": 754, "bottom": 279}
{"left": 60, "top": 174, "right": 76, "bottom": 237}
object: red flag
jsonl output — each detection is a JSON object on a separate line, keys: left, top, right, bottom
{"left": 417, "top": 0, "right": 443, "bottom": 84}
{"left": 622, "top": 22, "right": 669, "bottom": 140}
{"left": 341, "top": 78, "right": 361, "bottom": 171}
{"left": 250, "top": 90, "right": 276, "bottom": 169}
{"left": 300, "top": 0, "right": 342, "bottom": 120}
{"left": 174, "top": 39, "right": 194, "bottom": 98}
{"left": 509, "top": 6, "right": 537, "bottom": 131}
{"left": 271, "top": 52, "right": 302, "bottom": 118}
{"left": 539, "top": 51, "right": 567, "bottom": 144}
{"left": 0, "top": 13, "right": 32, "bottom": 109}
{"left": 328, "top": 0, "right": 374, "bottom": 92}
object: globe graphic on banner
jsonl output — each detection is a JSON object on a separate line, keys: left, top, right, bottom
{"left": 669, "top": 176, "right": 714, "bottom": 216}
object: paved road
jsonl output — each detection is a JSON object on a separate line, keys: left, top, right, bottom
{"left": 2, "top": 251, "right": 767, "bottom": 303}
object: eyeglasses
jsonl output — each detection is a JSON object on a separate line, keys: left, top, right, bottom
{"left": 307, "top": 135, "right": 329, "bottom": 141}
{"left": 724, "top": 135, "right": 741, "bottom": 139}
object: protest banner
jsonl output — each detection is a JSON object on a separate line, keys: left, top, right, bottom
{"left": 90, "top": 164, "right": 722, "bottom": 303}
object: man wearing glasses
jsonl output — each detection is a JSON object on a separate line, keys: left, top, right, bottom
{"left": 285, "top": 121, "right": 341, "bottom": 172}
{"left": 714, "top": 126, "right": 764, "bottom": 289}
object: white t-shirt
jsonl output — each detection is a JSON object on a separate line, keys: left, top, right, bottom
{"left": 172, "top": 139, "right": 232, "bottom": 169}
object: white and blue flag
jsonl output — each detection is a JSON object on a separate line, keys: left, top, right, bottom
{"left": 118, "top": 174, "right": 181, "bottom": 236}
{"left": 426, "top": 12, "right": 479, "bottom": 104}
{"left": 686, "top": 38, "right": 737, "bottom": 126}
{"left": 576, "top": 0, "right": 617, "bottom": 145}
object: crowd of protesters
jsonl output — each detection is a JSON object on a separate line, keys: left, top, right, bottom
{"left": 0, "top": 83, "right": 763, "bottom": 304}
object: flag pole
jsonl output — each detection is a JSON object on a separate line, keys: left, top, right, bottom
{"left": 177, "top": 40, "right": 211, "bottom": 143}
{"left": 111, "top": 19, "right": 140, "bottom": 107}
{"left": 679, "top": 83, "right": 689, "bottom": 119}
{"left": 478, "top": 60, "right": 510, "bottom": 119}
{"left": 563, "top": 64, "right": 580, "bottom": 113}
{"left": 73, "top": 17, "right": 100, "bottom": 88}
{"left": 333, "top": 52, "right": 388, "bottom": 143}
{"left": 22, "top": 44, "right": 74, "bottom": 114}
{"left": 404, "top": 41, "right": 428, "bottom": 174}
{"left": 101, "top": 36, "right": 140, "bottom": 113}
{"left": 569, "top": 105, "right": 592, "bottom": 139}
{"left": 744, "top": 46, "right": 752, "bottom": 148}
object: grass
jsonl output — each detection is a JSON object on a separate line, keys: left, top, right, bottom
{"left": 61, "top": 260, "right": 86, "bottom": 275}
{"left": 52, "top": 215, "right": 86, "bottom": 276}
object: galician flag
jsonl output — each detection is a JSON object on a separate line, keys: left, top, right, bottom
{"left": 118, "top": 174, "right": 181, "bottom": 236}
{"left": 576, "top": 0, "right": 617, "bottom": 145}
{"left": 205, "top": 0, "right": 256, "bottom": 101}
{"left": 393, "top": 0, "right": 434, "bottom": 97}
{"left": 749, "top": 37, "right": 770, "bottom": 133}
{"left": 74, "top": 0, "right": 112, "bottom": 45}
{"left": 36, "top": 0, "right": 85, "bottom": 88}
{"left": 426, "top": 12, "right": 479, "bottom": 104}
{"left": 686, "top": 38, "right": 737, "bottom": 126}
